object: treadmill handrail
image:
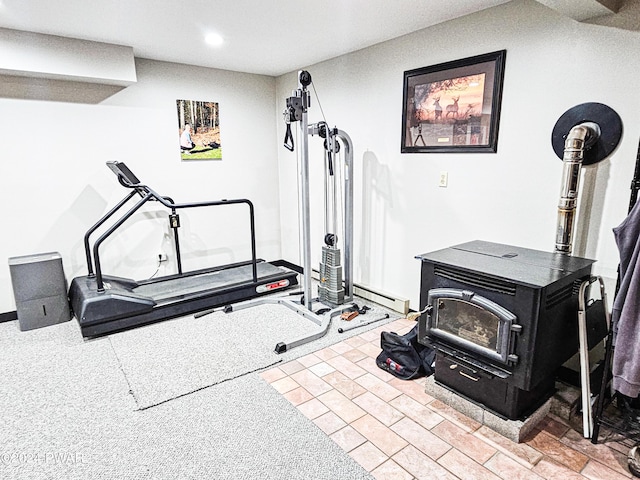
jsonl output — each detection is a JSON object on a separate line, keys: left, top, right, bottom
{"left": 132, "top": 186, "right": 258, "bottom": 281}
{"left": 93, "top": 192, "right": 154, "bottom": 291}
{"left": 80, "top": 188, "right": 176, "bottom": 276}
{"left": 143, "top": 183, "right": 252, "bottom": 211}
{"left": 87, "top": 181, "right": 258, "bottom": 292}
{"left": 83, "top": 189, "right": 139, "bottom": 277}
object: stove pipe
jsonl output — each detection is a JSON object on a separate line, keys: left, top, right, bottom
{"left": 555, "top": 122, "right": 600, "bottom": 254}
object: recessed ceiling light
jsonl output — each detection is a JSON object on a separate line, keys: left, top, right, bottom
{"left": 205, "top": 33, "right": 224, "bottom": 47}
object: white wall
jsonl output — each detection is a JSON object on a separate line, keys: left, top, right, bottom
{"left": 3, "top": 0, "right": 639, "bottom": 315}
{"left": 0, "top": 59, "right": 281, "bottom": 312}
{"left": 276, "top": 0, "right": 640, "bottom": 309}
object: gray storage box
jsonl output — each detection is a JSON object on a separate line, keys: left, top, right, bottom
{"left": 8, "top": 252, "right": 71, "bottom": 331}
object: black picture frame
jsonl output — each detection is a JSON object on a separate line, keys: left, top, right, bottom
{"left": 401, "top": 50, "right": 506, "bottom": 153}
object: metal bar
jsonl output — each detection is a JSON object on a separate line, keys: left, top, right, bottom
{"left": 247, "top": 199, "right": 258, "bottom": 283}
{"left": 578, "top": 278, "right": 594, "bottom": 438}
{"left": 337, "top": 314, "right": 390, "bottom": 333}
{"left": 145, "top": 186, "right": 254, "bottom": 211}
{"left": 224, "top": 295, "right": 355, "bottom": 352}
{"left": 330, "top": 130, "right": 338, "bottom": 237}
{"left": 171, "top": 209, "right": 183, "bottom": 275}
{"left": 299, "top": 86, "right": 313, "bottom": 311}
{"left": 591, "top": 318, "right": 615, "bottom": 444}
{"left": 94, "top": 192, "right": 154, "bottom": 291}
{"left": 629, "top": 138, "right": 640, "bottom": 213}
{"left": 82, "top": 190, "right": 138, "bottom": 277}
{"left": 336, "top": 129, "right": 354, "bottom": 301}
{"left": 323, "top": 128, "right": 331, "bottom": 237}
{"left": 591, "top": 276, "right": 613, "bottom": 443}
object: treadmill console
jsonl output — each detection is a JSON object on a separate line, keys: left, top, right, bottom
{"left": 107, "top": 161, "right": 141, "bottom": 186}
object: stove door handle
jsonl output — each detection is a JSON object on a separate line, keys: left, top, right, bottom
{"left": 459, "top": 370, "right": 480, "bottom": 382}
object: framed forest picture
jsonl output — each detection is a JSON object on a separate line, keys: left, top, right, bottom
{"left": 177, "top": 99, "right": 222, "bottom": 161}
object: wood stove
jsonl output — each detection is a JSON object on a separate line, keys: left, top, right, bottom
{"left": 416, "top": 240, "right": 595, "bottom": 420}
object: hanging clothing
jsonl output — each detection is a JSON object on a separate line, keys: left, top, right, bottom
{"left": 612, "top": 198, "right": 640, "bottom": 398}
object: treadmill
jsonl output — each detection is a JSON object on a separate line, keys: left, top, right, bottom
{"left": 69, "top": 161, "right": 299, "bottom": 337}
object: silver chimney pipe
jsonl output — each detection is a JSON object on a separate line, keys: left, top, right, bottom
{"left": 555, "top": 122, "right": 600, "bottom": 254}
{"left": 551, "top": 103, "right": 622, "bottom": 256}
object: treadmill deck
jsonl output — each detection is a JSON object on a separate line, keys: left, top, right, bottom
{"left": 135, "top": 262, "right": 289, "bottom": 302}
{"left": 69, "top": 261, "right": 299, "bottom": 337}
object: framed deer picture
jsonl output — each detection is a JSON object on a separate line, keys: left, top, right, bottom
{"left": 401, "top": 50, "right": 506, "bottom": 153}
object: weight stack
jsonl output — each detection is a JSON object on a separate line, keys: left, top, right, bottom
{"left": 8, "top": 252, "right": 71, "bottom": 331}
{"left": 318, "top": 246, "right": 344, "bottom": 306}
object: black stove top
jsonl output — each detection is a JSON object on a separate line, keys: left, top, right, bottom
{"left": 416, "top": 240, "right": 595, "bottom": 288}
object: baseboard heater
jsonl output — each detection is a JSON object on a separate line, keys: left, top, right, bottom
{"left": 311, "top": 269, "right": 409, "bottom": 314}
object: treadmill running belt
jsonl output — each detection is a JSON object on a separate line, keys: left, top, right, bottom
{"left": 134, "top": 263, "right": 287, "bottom": 301}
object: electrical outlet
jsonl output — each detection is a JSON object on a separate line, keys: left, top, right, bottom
{"left": 439, "top": 171, "right": 448, "bottom": 188}
{"left": 158, "top": 253, "right": 168, "bottom": 262}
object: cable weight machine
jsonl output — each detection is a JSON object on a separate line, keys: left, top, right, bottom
{"left": 285, "top": 70, "right": 355, "bottom": 310}
{"left": 283, "top": 71, "right": 354, "bottom": 309}
{"left": 226, "top": 70, "right": 360, "bottom": 353}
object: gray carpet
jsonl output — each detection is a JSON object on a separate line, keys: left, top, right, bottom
{"left": 0, "top": 295, "right": 396, "bottom": 479}
{"left": 108, "top": 308, "right": 284, "bottom": 410}
{"left": 110, "top": 299, "right": 395, "bottom": 410}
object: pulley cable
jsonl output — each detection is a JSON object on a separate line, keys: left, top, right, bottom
{"left": 311, "top": 81, "right": 329, "bottom": 126}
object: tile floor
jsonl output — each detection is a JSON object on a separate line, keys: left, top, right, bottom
{"left": 260, "top": 317, "right": 635, "bottom": 480}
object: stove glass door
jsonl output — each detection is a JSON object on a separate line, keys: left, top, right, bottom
{"left": 426, "top": 288, "right": 518, "bottom": 365}
{"left": 436, "top": 298, "right": 499, "bottom": 351}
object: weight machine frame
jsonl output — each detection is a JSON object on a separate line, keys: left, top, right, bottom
{"left": 225, "top": 70, "right": 357, "bottom": 353}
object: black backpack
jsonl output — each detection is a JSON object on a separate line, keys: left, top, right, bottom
{"left": 376, "top": 324, "right": 436, "bottom": 380}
